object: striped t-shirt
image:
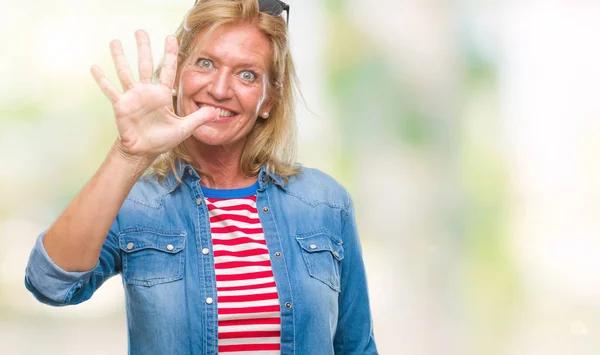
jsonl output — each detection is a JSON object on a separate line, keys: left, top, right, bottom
{"left": 201, "top": 181, "right": 281, "bottom": 355}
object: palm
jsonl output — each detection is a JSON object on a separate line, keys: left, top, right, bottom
{"left": 114, "top": 84, "right": 179, "bottom": 154}
{"left": 91, "top": 30, "right": 216, "bottom": 158}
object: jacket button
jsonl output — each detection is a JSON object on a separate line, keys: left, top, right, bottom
{"left": 262, "top": 207, "right": 269, "bottom": 213}
{"left": 261, "top": 176, "right": 267, "bottom": 183}
{"left": 196, "top": 198, "right": 202, "bottom": 205}
{"left": 309, "top": 244, "right": 317, "bottom": 249}
{"left": 274, "top": 251, "right": 282, "bottom": 258}
{"left": 166, "top": 244, "right": 174, "bottom": 251}
{"left": 202, "top": 248, "right": 210, "bottom": 255}
{"left": 284, "top": 302, "right": 292, "bottom": 309}
{"left": 206, "top": 297, "right": 214, "bottom": 304}
{"left": 126, "top": 242, "right": 134, "bottom": 250}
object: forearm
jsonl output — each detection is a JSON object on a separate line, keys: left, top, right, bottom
{"left": 43, "top": 141, "right": 155, "bottom": 272}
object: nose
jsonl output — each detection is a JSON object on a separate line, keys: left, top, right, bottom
{"left": 207, "top": 69, "right": 234, "bottom": 100}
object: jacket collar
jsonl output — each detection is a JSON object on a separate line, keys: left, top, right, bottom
{"left": 257, "top": 165, "right": 288, "bottom": 192}
{"left": 162, "top": 160, "right": 287, "bottom": 193}
{"left": 161, "top": 160, "right": 189, "bottom": 194}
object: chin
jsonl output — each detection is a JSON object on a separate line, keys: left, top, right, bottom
{"left": 192, "top": 131, "right": 223, "bottom": 146}
{"left": 191, "top": 126, "right": 235, "bottom": 147}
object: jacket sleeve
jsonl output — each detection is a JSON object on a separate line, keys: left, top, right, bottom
{"left": 24, "top": 220, "right": 121, "bottom": 306}
{"left": 333, "top": 193, "right": 379, "bottom": 354}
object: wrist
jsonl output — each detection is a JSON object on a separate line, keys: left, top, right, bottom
{"left": 110, "top": 140, "right": 157, "bottom": 177}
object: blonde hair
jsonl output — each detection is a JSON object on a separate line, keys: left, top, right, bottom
{"left": 149, "top": 0, "right": 300, "bottom": 183}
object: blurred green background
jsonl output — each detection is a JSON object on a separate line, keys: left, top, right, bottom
{"left": 2, "top": 0, "right": 600, "bottom": 354}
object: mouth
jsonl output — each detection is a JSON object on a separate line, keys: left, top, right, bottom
{"left": 196, "top": 103, "right": 239, "bottom": 121}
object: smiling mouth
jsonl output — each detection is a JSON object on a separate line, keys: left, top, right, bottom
{"left": 196, "top": 103, "right": 239, "bottom": 118}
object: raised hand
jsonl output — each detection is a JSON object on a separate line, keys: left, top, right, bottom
{"left": 91, "top": 30, "right": 216, "bottom": 159}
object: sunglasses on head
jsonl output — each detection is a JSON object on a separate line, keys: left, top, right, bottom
{"left": 193, "top": 0, "right": 290, "bottom": 24}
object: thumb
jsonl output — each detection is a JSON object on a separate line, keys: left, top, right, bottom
{"left": 178, "top": 106, "right": 218, "bottom": 136}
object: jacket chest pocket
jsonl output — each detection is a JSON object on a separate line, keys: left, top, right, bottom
{"left": 295, "top": 232, "right": 344, "bottom": 292}
{"left": 119, "top": 230, "right": 186, "bottom": 287}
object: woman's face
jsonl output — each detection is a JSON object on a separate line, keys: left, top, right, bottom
{"left": 178, "top": 23, "right": 273, "bottom": 147}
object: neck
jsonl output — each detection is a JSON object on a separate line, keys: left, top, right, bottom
{"left": 184, "top": 138, "right": 257, "bottom": 189}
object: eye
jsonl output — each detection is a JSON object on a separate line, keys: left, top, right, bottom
{"left": 239, "top": 70, "right": 257, "bottom": 82}
{"left": 197, "top": 58, "right": 213, "bottom": 69}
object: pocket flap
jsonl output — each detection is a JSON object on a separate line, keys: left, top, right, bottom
{"left": 119, "top": 230, "right": 186, "bottom": 254}
{"left": 296, "top": 233, "right": 344, "bottom": 261}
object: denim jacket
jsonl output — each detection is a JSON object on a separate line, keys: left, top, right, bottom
{"left": 25, "top": 164, "right": 378, "bottom": 355}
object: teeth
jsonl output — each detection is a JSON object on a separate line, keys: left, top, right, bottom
{"left": 199, "top": 104, "right": 236, "bottom": 117}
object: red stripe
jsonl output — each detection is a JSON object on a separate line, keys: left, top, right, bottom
{"left": 212, "top": 237, "right": 266, "bottom": 246}
{"left": 218, "top": 281, "right": 276, "bottom": 292}
{"left": 219, "top": 343, "right": 280, "bottom": 352}
{"left": 212, "top": 226, "right": 264, "bottom": 234}
{"left": 216, "top": 270, "right": 273, "bottom": 282}
{"left": 207, "top": 204, "right": 257, "bottom": 213}
{"left": 210, "top": 214, "right": 261, "bottom": 224}
{"left": 207, "top": 195, "right": 257, "bottom": 203}
{"left": 219, "top": 330, "right": 280, "bottom": 339}
{"left": 218, "top": 292, "right": 279, "bottom": 303}
{"left": 213, "top": 248, "right": 270, "bottom": 258}
{"left": 218, "top": 305, "right": 280, "bottom": 315}
{"left": 219, "top": 317, "right": 280, "bottom": 327}
{"left": 214, "top": 260, "right": 272, "bottom": 269}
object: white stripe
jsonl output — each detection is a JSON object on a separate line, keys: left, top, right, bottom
{"left": 219, "top": 299, "right": 280, "bottom": 309}
{"left": 212, "top": 243, "right": 269, "bottom": 253}
{"left": 206, "top": 198, "right": 257, "bottom": 209}
{"left": 217, "top": 277, "right": 276, "bottom": 288}
{"left": 213, "top": 254, "right": 271, "bottom": 263}
{"left": 218, "top": 312, "right": 281, "bottom": 322}
{"left": 210, "top": 220, "right": 262, "bottom": 229}
{"left": 212, "top": 231, "right": 266, "bottom": 240}
{"left": 219, "top": 337, "right": 280, "bottom": 346}
{"left": 209, "top": 209, "right": 259, "bottom": 218}
{"left": 218, "top": 286, "right": 278, "bottom": 297}
{"left": 216, "top": 351, "right": 280, "bottom": 355}
{"left": 212, "top": 230, "right": 265, "bottom": 239}
{"left": 213, "top": 243, "right": 267, "bottom": 252}
{"left": 215, "top": 265, "right": 273, "bottom": 275}
{"left": 218, "top": 323, "right": 281, "bottom": 333}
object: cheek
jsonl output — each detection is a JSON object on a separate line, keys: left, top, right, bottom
{"left": 180, "top": 71, "right": 208, "bottom": 95}
{"left": 234, "top": 84, "right": 266, "bottom": 113}
{"left": 236, "top": 114, "right": 258, "bottom": 129}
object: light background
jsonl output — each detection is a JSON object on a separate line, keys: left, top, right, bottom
{"left": 1, "top": 0, "right": 600, "bottom": 354}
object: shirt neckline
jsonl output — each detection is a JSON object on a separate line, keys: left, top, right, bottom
{"left": 200, "top": 180, "right": 259, "bottom": 199}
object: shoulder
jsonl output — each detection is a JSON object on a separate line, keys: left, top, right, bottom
{"left": 282, "top": 167, "right": 351, "bottom": 209}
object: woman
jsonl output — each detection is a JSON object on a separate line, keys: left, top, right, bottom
{"left": 25, "top": 0, "right": 378, "bottom": 354}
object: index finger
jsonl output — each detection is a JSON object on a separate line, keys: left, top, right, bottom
{"left": 90, "top": 65, "right": 120, "bottom": 104}
{"left": 158, "top": 36, "right": 179, "bottom": 89}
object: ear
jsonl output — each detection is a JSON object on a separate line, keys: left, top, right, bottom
{"left": 260, "top": 97, "right": 275, "bottom": 115}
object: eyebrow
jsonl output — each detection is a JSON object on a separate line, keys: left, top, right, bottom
{"left": 193, "top": 50, "right": 267, "bottom": 71}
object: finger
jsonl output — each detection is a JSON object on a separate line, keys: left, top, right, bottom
{"left": 110, "top": 40, "right": 135, "bottom": 90}
{"left": 178, "top": 106, "right": 218, "bottom": 137}
{"left": 159, "top": 36, "right": 179, "bottom": 89}
{"left": 90, "top": 65, "right": 120, "bottom": 103}
{"left": 135, "top": 30, "right": 154, "bottom": 84}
